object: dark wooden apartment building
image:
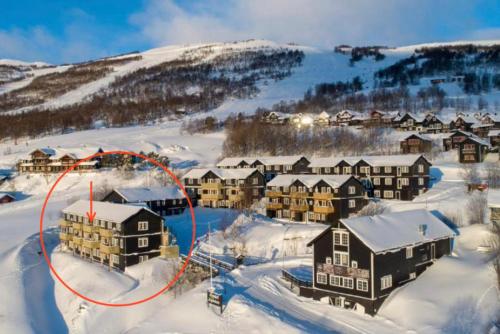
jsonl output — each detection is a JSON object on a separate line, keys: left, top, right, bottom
{"left": 182, "top": 168, "right": 265, "bottom": 208}
{"left": 458, "top": 136, "right": 491, "bottom": 163}
{"left": 308, "top": 154, "right": 432, "bottom": 201}
{"left": 103, "top": 186, "right": 189, "bottom": 216}
{"left": 400, "top": 134, "right": 432, "bottom": 154}
{"left": 265, "top": 174, "right": 366, "bottom": 224}
{"left": 300, "top": 209, "right": 455, "bottom": 315}
{"left": 18, "top": 147, "right": 102, "bottom": 174}
{"left": 217, "top": 155, "right": 310, "bottom": 182}
{"left": 60, "top": 200, "right": 169, "bottom": 270}
{"left": 442, "top": 130, "right": 474, "bottom": 151}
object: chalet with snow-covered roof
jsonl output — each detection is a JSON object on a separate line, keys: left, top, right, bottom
{"left": 394, "top": 112, "right": 424, "bottom": 131}
{"left": 182, "top": 168, "right": 265, "bottom": 208}
{"left": 488, "top": 130, "right": 500, "bottom": 149}
{"left": 265, "top": 175, "right": 366, "bottom": 224}
{"left": 300, "top": 210, "right": 455, "bottom": 315}
{"left": 60, "top": 200, "right": 171, "bottom": 270}
{"left": 308, "top": 154, "right": 431, "bottom": 201}
{"left": 458, "top": 136, "right": 491, "bottom": 163}
{"left": 451, "top": 114, "right": 476, "bottom": 132}
{"left": 362, "top": 110, "right": 398, "bottom": 127}
{"left": 443, "top": 130, "right": 475, "bottom": 151}
{"left": 0, "top": 193, "right": 15, "bottom": 204}
{"left": 103, "top": 186, "right": 190, "bottom": 216}
{"left": 400, "top": 134, "right": 432, "bottom": 154}
{"left": 488, "top": 190, "right": 500, "bottom": 224}
{"left": 421, "top": 114, "right": 451, "bottom": 133}
{"left": 471, "top": 123, "right": 494, "bottom": 138}
{"left": 18, "top": 147, "right": 102, "bottom": 174}
{"left": 333, "top": 110, "right": 366, "bottom": 126}
{"left": 314, "top": 111, "right": 332, "bottom": 127}
{"left": 217, "top": 155, "right": 310, "bottom": 181}
{"left": 260, "top": 111, "right": 289, "bottom": 125}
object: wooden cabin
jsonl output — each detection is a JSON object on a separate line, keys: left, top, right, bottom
{"left": 60, "top": 200, "right": 169, "bottom": 271}
{"left": 400, "top": 134, "right": 432, "bottom": 154}
{"left": 300, "top": 210, "right": 455, "bottom": 315}
{"left": 422, "top": 114, "right": 450, "bottom": 133}
{"left": 18, "top": 147, "right": 101, "bottom": 174}
{"left": 442, "top": 130, "right": 473, "bottom": 151}
{"left": 265, "top": 175, "right": 367, "bottom": 224}
{"left": 394, "top": 112, "right": 424, "bottom": 131}
{"left": 0, "top": 193, "right": 15, "bottom": 204}
{"left": 103, "top": 186, "right": 190, "bottom": 216}
{"left": 182, "top": 168, "right": 265, "bottom": 208}
{"left": 458, "top": 136, "right": 491, "bottom": 163}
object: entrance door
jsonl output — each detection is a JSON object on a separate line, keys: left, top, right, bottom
{"left": 397, "top": 167, "right": 402, "bottom": 176}
{"left": 431, "top": 243, "right": 436, "bottom": 260}
{"left": 277, "top": 210, "right": 282, "bottom": 219}
{"left": 397, "top": 178, "right": 402, "bottom": 189}
{"left": 395, "top": 191, "right": 401, "bottom": 200}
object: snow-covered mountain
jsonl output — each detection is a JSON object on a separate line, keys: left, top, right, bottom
{"left": 0, "top": 39, "right": 499, "bottom": 140}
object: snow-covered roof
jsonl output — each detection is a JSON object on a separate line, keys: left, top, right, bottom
{"left": 267, "top": 174, "right": 352, "bottom": 188}
{"left": 488, "top": 129, "right": 500, "bottom": 137}
{"left": 63, "top": 200, "right": 158, "bottom": 223}
{"left": 112, "top": 186, "right": 185, "bottom": 202}
{"left": 0, "top": 193, "right": 15, "bottom": 200}
{"left": 401, "top": 133, "right": 432, "bottom": 141}
{"left": 309, "top": 154, "right": 427, "bottom": 168}
{"left": 217, "top": 155, "right": 306, "bottom": 167}
{"left": 394, "top": 112, "right": 425, "bottom": 123}
{"left": 316, "top": 111, "right": 331, "bottom": 119}
{"left": 488, "top": 190, "right": 500, "bottom": 209}
{"left": 183, "top": 168, "right": 260, "bottom": 180}
{"left": 27, "top": 147, "right": 102, "bottom": 160}
{"left": 340, "top": 210, "right": 456, "bottom": 253}
{"left": 308, "top": 157, "right": 346, "bottom": 168}
{"left": 471, "top": 123, "right": 493, "bottom": 129}
{"left": 464, "top": 136, "right": 491, "bottom": 148}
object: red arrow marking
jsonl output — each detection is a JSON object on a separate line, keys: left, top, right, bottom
{"left": 86, "top": 181, "right": 96, "bottom": 223}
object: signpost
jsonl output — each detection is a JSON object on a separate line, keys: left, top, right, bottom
{"left": 207, "top": 289, "right": 223, "bottom": 314}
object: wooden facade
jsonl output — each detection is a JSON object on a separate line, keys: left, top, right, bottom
{"left": 458, "top": 137, "right": 490, "bottom": 163}
{"left": 183, "top": 168, "right": 265, "bottom": 209}
{"left": 300, "top": 210, "right": 455, "bottom": 315}
{"left": 0, "top": 193, "right": 15, "bottom": 204}
{"left": 18, "top": 148, "right": 101, "bottom": 174}
{"left": 400, "top": 134, "right": 432, "bottom": 154}
{"left": 442, "top": 130, "right": 473, "bottom": 151}
{"left": 308, "top": 155, "right": 431, "bottom": 201}
{"left": 59, "top": 200, "right": 169, "bottom": 271}
{"left": 265, "top": 175, "right": 367, "bottom": 224}
{"left": 103, "top": 187, "right": 190, "bottom": 216}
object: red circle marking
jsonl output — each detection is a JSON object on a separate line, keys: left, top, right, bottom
{"left": 39, "top": 150, "right": 197, "bottom": 307}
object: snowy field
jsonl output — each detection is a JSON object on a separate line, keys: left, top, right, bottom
{"left": 0, "top": 118, "right": 498, "bottom": 333}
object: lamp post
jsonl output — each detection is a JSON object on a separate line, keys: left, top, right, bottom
{"left": 281, "top": 224, "right": 293, "bottom": 271}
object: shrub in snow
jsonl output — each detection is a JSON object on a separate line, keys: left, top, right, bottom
{"left": 355, "top": 201, "right": 386, "bottom": 217}
{"left": 466, "top": 191, "right": 488, "bottom": 225}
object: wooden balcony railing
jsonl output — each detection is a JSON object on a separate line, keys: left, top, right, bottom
{"left": 313, "top": 206, "right": 334, "bottom": 214}
{"left": 290, "top": 204, "right": 309, "bottom": 211}
{"left": 266, "top": 202, "right": 283, "bottom": 210}
{"left": 100, "top": 244, "right": 120, "bottom": 254}
{"left": 290, "top": 192, "right": 309, "bottom": 199}
{"left": 266, "top": 190, "right": 282, "bottom": 197}
{"left": 313, "top": 193, "right": 334, "bottom": 200}
{"left": 59, "top": 232, "right": 72, "bottom": 241}
{"left": 83, "top": 239, "right": 100, "bottom": 249}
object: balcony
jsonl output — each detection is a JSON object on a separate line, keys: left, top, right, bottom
{"left": 266, "top": 202, "right": 283, "bottom": 210}
{"left": 266, "top": 190, "right": 282, "bottom": 197}
{"left": 290, "top": 192, "right": 308, "bottom": 199}
{"left": 83, "top": 224, "right": 100, "bottom": 233}
{"left": 83, "top": 239, "right": 100, "bottom": 249}
{"left": 72, "top": 236, "right": 83, "bottom": 246}
{"left": 290, "top": 204, "right": 309, "bottom": 211}
{"left": 72, "top": 222, "right": 83, "bottom": 230}
{"left": 99, "top": 228, "right": 115, "bottom": 237}
{"left": 313, "top": 192, "right": 334, "bottom": 200}
{"left": 59, "top": 232, "right": 72, "bottom": 241}
{"left": 313, "top": 206, "right": 334, "bottom": 214}
{"left": 59, "top": 219, "right": 72, "bottom": 227}
{"left": 100, "top": 244, "right": 120, "bottom": 254}
{"left": 201, "top": 182, "right": 223, "bottom": 189}
{"left": 228, "top": 193, "right": 244, "bottom": 202}
{"left": 201, "top": 193, "right": 224, "bottom": 201}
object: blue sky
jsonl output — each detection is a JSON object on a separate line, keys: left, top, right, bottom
{"left": 1, "top": 0, "right": 500, "bottom": 64}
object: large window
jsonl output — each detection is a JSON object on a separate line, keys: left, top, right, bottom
{"left": 317, "top": 273, "right": 327, "bottom": 284}
{"left": 383, "top": 191, "right": 394, "bottom": 199}
{"left": 418, "top": 164, "right": 425, "bottom": 173}
{"left": 329, "top": 275, "right": 354, "bottom": 289}
{"left": 138, "top": 237, "right": 149, "bottom": 248}
{"left": 138, "top": 221, "right": 148, "bottom": 231}
{"left": 406, "top": 247, "right": 413, "bottom": 259}
{"left": 381, "top": 275, "right": 393, "bottom": 290}
{"left": 357, "top": 279, "right": 368, "bottom": 291}
{"left": 334, "top": 251, "right": 349, "bottom": 266}
{"left": 333, "top": 231, "right": 349, "bottom": 246}
{"left": 348, "top": 199, "right": 356, "bottom": 208}
{"left": 385, "top": 178, "right": 392, "bottom": 185}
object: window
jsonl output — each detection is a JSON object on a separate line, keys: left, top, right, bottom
{"left": 373, "top": 167, "right": 380, "bottom": 173}
{"left": 351, "top": 260, "right": 358, "bottom": 268}
{"left": 317, "top": 273, "right": 327, "bottom": 284}
{"left": 418, "top": 164, "right": 424, "bottom": 173}
{"left": 381, "top": 275, "right": 393, "bottom": 290}
{"left": 334, "top": 167, "right": 340, "bottom": 174}
{"left": 383, "top": 191, "right": 394, "bottom": 199}
{"left": 373, "top": 177, "right": 380, "bottom": 185}
{"left": 385, "top": 178, "right": 392, "bottom": 185}
{"left": 348, "top": 199, "right": 356, "bottom": 208}
{"left": 253, "top": 189, "right": 259, "bottom": 196}
{"left": 357, "top": 279, "right": 368, "bottom": 291}
{"left": 325, "top": 167, "right": 331, "bottom": 173}
{"left": 329, "top": 275, "right": 353, "bottom": 289}
{"left": 111, "top": 254, "right": 120, "bottom": 265}
{"left": 325, "top": 257, "right": 332, "bottom": 264}
{"left": 374, "top": 190, "right": 381, "bottom": 198}
{"left": 409, "top": 272, "right": 416, "bottom": 280}
{"left": 334, "top": 251, "right": 349, "bottom": 266}
{"left": 401, "top": 178, "right": 409, "bottom": 186}
{"left": 138, "top": 221, "right": 148, "bottom": 231}
{"left": 348, "top": 186, "right": 356, "bottom": 194}
{"left": 333, "top": 231, "right": 349, "bottom": 246}
{"left": 406, "top": 247, "right": 413, "bottom": 259}
{"left": 384, "top": 166, "right": 392, "bottom": 173}
{"left": 418, "top": 178, "right": 424, "bottom": 186}
{"left": 401, "top": 166, "right": 409, "bottom": 173}
{"left": 343, "top": 167, "right": 352, "bottom": 174}
{"left": 252, "top": 177, "right": 259, "bottom": 185}
{"left": 139, "top": 255, "right": 149, "bottom": 263}
{"left": 138, "top": 237, "right": 148, "bottom": 248}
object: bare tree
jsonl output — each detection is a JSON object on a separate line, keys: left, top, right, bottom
{"left": 460, "top": 164, "right": 481, "bottom": 185}
{"left": 466, "top": 191, "right": 488, "bottom": 225}
{"left": 491, "top": 221, "right": 500, "bottom": 290}
{"left": 484, "top": 163, "right": 500, "bottom": 189}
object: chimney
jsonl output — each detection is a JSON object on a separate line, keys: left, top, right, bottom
{"left": 418, "top": 224, "right": 427, "bottom": 236}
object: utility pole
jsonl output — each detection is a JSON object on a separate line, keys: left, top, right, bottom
{"left": 209, "top": 222, "right": 213, "bottom": 290}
